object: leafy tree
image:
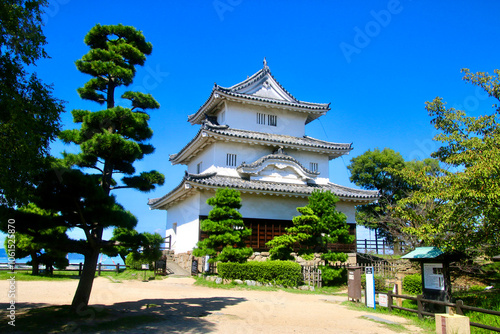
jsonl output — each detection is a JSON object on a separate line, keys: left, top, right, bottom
{"left": 101, "top": 227, "right": 142, "bottom": 264}
{"left": 193, "top": 188, "right": 253, "bottom": 263}
{"left": 33, "top": 24, "right": 164, "bottom": 311}
{"left": 125, "top": 232, "right": 163, "bottom": 270}
{"left": 347, "top": 148, "right": 441, "bottom": 249}
{"left": 395, "top": 68, "right": 500, "bottom": 257}
{"left": 0, "top": 0, "right": 64, "bottom": 206}
{"left": 267, "top": 190, "right": 353, "bottom": 265}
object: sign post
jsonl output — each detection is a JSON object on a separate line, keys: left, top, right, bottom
{"left": 365, "top": 266, "right": 376, "bottom": 309}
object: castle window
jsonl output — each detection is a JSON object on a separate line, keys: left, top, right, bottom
{"left": 310, "top": 162, "right": 318, "bottom": 172}
{"left": 197, "top": 162, "right": 203, "bottom": 174}
{"left": 268, "top": 114, "right": 277, "bottom": 126}
{"left": 257, "top": 113, "right": 266, "bottom": 125}
{"left": 226, "top": 153, "right": 237, "bottom": 167}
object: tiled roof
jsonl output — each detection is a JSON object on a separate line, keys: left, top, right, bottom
{"left": 148, "top": 172, "right": 378, "bottom": 209}
{"left": 188, "top": 64, "right": 330, "bottom": 124}
{"left": 169, "top": 121, "right": 352, "bottom": 163}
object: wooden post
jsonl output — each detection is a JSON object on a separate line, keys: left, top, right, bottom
{"left": 116, "top": 263, "right": 119, "bottom": 273}
{"left": 395, "top": 274, "right": 403, "bottom": 307}
{"left": 417, "top": 294, "right": 423, "bottom": 320}
{"left": 78, "top": 262, "right": 83, "bottom": 276}
{"left": 456, "top": 299, "right": 464, "bottom": 315}
{"left": 364, "top": 239, "right": 368, "bottom": 253}
{"left": 387, "top": 290, "right": 393, "bottom": 312}
{"left": 98, "top": 263, "right": 102, "bottom": 276}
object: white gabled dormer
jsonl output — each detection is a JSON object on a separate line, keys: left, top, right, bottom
{"left": 187, "top": 59, "right": 330, "bottom": 138}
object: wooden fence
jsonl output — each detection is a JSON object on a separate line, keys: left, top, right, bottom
{"left": 302, "top": 266, "right": 322, "bottom": 288}
{"left": 301, "top": 262, "right": 398, "bottom": 287}
{"left": 384, "top": 290, "right": 500, "bottom": 332}
{"left": 1, "top": 262, "right": 127, "bottom": 276}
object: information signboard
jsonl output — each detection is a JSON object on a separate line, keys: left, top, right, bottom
{"left": 378, "top": 293, "right": 388, "bottom": 307}
{"left": 423, "top": 263, "right": 444, "bottom": 290}
{"left": 365, "top": 267, "right": 375, "bottom": 309}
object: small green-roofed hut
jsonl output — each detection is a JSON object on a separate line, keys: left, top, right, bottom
{"left": 402, "top": 247, "right": 452, "bottom": 313}
{"left": 402, "top": 246, "right": 444, "bottom": 260}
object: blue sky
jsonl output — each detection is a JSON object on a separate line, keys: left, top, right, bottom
{"left": 3, "top": 0, "right": 500, "bottom": 245}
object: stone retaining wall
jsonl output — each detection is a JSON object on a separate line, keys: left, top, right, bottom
{"left": 165, "top": 250, "right": 358, "bottom": 274}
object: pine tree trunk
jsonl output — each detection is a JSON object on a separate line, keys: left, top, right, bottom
{"left": 70, "top": 245, "right": 100, "bottom": 312}
{"left": 31, "top": 251, "right": 39, "bottom": 276}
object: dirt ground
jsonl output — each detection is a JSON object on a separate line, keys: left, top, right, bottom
{"left": 1, "top": 276, "right": 425, "bottom": 333}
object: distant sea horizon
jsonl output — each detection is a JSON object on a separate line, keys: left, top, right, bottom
{"left": 0, "top": 248, "right": 124, "bottom": 265}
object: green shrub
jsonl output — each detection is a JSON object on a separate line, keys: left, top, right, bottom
{"left": 217, "top": 260, "right": 302, "bottom": 287}
{"left": 319, "top": 266, "right": 347, "bottom": 286}
{"left": 125, "top": 252, "right": 152, "bottom": 270}
{"left": 361, "top": 274, "right": 387, "bottom": 292}
{"left": 403, "top": 273, "right": 422, "bottom": 294}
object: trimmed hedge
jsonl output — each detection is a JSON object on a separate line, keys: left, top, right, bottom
{"left": 217, "top": 260, "right": 302, "bottom": 287}
{"left": 319, "top": 266, "right": 347, "bottom": 286}
{"left": 403, "top": 273, "right": 422, "bottom": 294}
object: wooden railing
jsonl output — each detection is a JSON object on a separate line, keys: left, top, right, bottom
{"left": 1, "top": 262, "right": 127, "bottom": 276}
{"left": 384, "top": 291, "right": 500, "bottom": 332}
{"left": 356, "top": 239, "right": 410, "bottom": 255}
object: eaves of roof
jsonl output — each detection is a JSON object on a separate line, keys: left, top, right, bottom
{"left": 188, "top": 89, "right": 330, "bottom": 125}
{"left": 148, "top": 172, "right": 379, "bottom": 210}
{"left": 169, "top": 123, "right": 352, "bottom": 165}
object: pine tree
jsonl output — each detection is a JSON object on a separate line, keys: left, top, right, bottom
{"left": 193, "top": 188, "right": 253, "bottom": 263}
{"left": 55, "top": 24, "right": 164, "bottom": 311}
{"left": 267, "top": 190, "right": 353, "bottom": 264}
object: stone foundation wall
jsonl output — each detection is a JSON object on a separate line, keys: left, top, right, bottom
{"left": 166, "top": 250, "right": 358, "bottom": 274}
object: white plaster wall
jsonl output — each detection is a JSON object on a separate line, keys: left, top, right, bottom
{"left": 335, "top": 201, "right": 356, "bottom": 224}
{"left": 199, "top": 190, "right": 306, "bottom": 220}
{"left": 187, "top": 143, "right": 216, "bottom": 174}
{"left": 291, "top": 150, "right": 330, "bottom": 180}
{"left": 166, "top": 193, "right": 202, "bottom": 253}
{"left": 224, "top": 101, "right": 307, "bottom": 137}
{"left": 210, "top": 141, "right": 273, "bottom": 177}
{"left": 205, "top": 141, "right": 331, "bottom": 182}
{"left": 240, "top": 193, "right": 307, "bottom": 220}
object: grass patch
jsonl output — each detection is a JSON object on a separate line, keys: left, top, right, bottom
{"left": 0, "top": 269, "right": 165, "bottom": 282}
{"left": 342, "top": 300, "right": 435, "bottom": 334}
{"left": 453, "top": 289, "right": 500, "bottom": 333}
{"left": 361, "top": 315, "right": 408, "bottom": 333}
{"left": 343, "top": 289, "right": 500, "bottom": 334}
{"left": 104, "top": 269, "right": 165, "bottom": 282}
{"left": 0, "top": 270, "right": 80, "bottom": 281}
{"left": 0, "top": 305, "right": 163, "bottom": 333}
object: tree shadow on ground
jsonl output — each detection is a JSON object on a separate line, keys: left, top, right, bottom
{"left": 0, "top": 296, "right": 247, "bottom": 333}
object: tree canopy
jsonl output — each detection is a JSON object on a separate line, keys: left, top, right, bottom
{"left": 347, "top": 148, "right": 441, "bottom": 248}
{"left": 193, "top": 188, "right": 253, "bottom": 263}
{"left": 395, "top": 68, "right": 500, "bottom": 257}
{"left": 0, "top": 0, "right": 64, "bottom": 206}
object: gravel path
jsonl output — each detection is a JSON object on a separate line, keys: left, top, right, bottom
{"left": 1, "top": 276, "right": 424, "bottom": 333}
